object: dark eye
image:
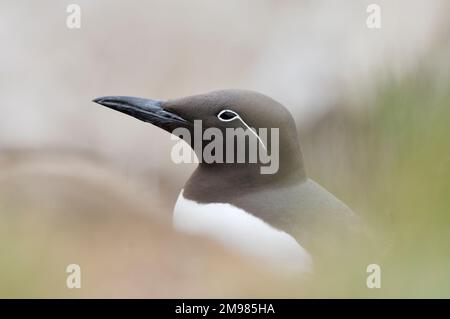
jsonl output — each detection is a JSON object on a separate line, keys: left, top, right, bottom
{"left": 217, "top": 109, "right": 239, "bottom": 122}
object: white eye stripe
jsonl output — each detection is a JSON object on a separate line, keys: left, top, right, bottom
{"left": 217, "top": 109, "right": 267, "bottom": 150}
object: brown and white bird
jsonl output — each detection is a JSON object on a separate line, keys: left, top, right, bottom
{"left": 94, "top": 90, "right": 365, "bottom": 275}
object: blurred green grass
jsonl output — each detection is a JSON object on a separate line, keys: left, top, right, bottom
{"left": 319, "top": 63, "right": 450, "bottom": 297}
{"left": 366, "top": 67, "right": 450, "bottom": 297}
{"left": 298, "top": 58, "right": 450, "bottom": 297}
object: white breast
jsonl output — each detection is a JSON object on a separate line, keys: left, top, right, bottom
{"left": 173, "top": 190, "right": 313, "bottom": 275}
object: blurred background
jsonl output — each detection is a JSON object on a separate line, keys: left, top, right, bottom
{"left": 1, "top": 0, "right": 449, "bottom": 297}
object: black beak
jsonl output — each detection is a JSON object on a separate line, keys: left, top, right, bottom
{"left": 93, "top": 96, "right": 188, "bottom": 131}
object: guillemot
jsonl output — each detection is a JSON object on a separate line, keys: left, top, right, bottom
{"left": 93, "top": 90, "right": 364, "bottom": 275}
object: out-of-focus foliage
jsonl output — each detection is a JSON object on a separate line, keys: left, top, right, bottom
{"left": 366, "top": 67, "right": 450, "bottom": 297}
{"left": 302, "top": 58, "right": 450, "bottom": 297}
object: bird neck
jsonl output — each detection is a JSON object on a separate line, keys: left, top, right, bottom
{"left": 183, "top": 145, "right": 307, "bottom": 202}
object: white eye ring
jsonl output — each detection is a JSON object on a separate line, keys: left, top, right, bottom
{"left": 217, "top": 109, "right": 240, "bottom": 122}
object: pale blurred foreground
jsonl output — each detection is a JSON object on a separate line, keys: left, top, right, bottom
{"left": 0, "top": 151, "right": 304, "bottom": 298}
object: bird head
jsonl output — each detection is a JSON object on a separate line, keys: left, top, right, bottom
{"left": 93, "top": 89, "right": 305, "bottom": 179}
